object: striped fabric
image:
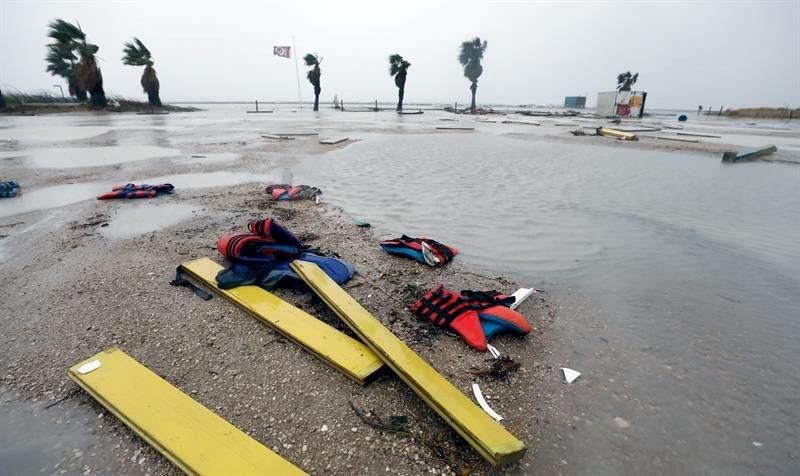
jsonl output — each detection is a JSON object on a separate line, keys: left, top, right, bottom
{"left": 96, "top": 183, "right": 174, "bottom": 200}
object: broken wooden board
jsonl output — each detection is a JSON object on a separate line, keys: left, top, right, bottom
{"left": 722, "top": 144, "right": 778, "bottom": 163}
{"left": 266, "top": 132, "right": 318, "bottom": 136}
{"left": 319, "top": 137, "right": 349, "bottom": 145}
{"left": 246, "top": 110, "right": 274, "bottom": 113}
{"left": 435, "top": 126, "right": 475, "bottom": 131}
{"left": 68, "top": 347, "right": 306, "bottom": 475}
{"left": 179, "top": 258, "right": 384, "bottom": 385}
{"left": 290, "top": 260, "right": 527, "bottom": 467}
{"left": 597, "top": 127, "right": 638, "bottom": 141}
{"left": 657, "top": 135, "right": 699, "bottom": 143}
{"left": 262, "top": 134, "right": 295, "bottom": 140}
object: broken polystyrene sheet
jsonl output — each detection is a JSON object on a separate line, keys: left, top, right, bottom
{"left": 562, "top": 367, "right": 581, "bottom": 383}
{"left": 509, "top": 288, "right": 535, "bottom": 310}
{"left": 472, "top": 384, "right": 503, "bottom": 421}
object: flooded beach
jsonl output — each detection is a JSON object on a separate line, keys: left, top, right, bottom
{"left": 1, "top": 106, "right": 798, "bottom": 474}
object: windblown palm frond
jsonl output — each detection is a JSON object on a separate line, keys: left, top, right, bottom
{"left": 458, "top": 37, "right": 487, "bottom": 82}
{"left": 45, "top": 44, "right": 75, "bottom": 77}
{"left": 388, "top": 54, "right": 410, "bottom": 76}
{"left": 122, "top": 38, "right": 153, "bottom": 66}
{"left": 47, "top": 19, "right": 85, "bottom": 44}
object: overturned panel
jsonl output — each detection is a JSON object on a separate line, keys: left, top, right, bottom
{"left": 291, "top": 260, "right": 527, "bottom": 467}
{"left": 68, "top": 347, "right": 306, "bottom": 476}
{"left": 179, "top": 258, "right": 383, "bottom": 385}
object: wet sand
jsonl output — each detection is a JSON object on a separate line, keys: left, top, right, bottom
{"left": 0, "top": 107, "right": 797, "bottom": 474}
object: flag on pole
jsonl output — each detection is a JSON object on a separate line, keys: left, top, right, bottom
{"left": 273, "top": 46, "right": 291, "bottom": 58}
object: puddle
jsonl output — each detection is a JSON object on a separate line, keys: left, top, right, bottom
{"left": 139, "top": 171, "right": 276, "bottom": 189}
{"left": 0, "top": 126, "right": 111, "bottom": 143}
{"left": 100, "top": 202, "right": 203, "bottom": 239}
{"left": 0, "top": 182, "right": 107, "bottom": 218}
{"left": 3, "top": 145, "right": 180, "bottom": 169}
{"left": 173, "top": 152, "right": 241, "bottom": 165}
{"left": 0, "top": 392, "right": 93, "bottom": 475}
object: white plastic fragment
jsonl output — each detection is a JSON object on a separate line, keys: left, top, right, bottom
{"left": 471, "top": 383, "right": 503, "bottom": 421}
{"left": 752, "top": 441, "right": 763, "bottom": 448}
{"left": 487, "top": 344, "right": 501, "bottom": 359}
{"left": 77, "top": 359, "right": 101, "bottom": 374}
{"left": 510, "top": 288, "right": 535, "bottom": 310}
{"left": 562, "top": 367, "right": 581, "bottom": 383}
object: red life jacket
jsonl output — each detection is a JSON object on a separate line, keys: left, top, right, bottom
{"left": 410, "top": 286, "right": 533, "bottom": 351}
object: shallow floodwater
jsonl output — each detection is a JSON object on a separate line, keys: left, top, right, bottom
{"left": 101, "top": 202, "right": 202, "bottom": 239}
{"left": 296, "top": 132, "right": 800, "bottom": 474}
{"left": 3, "top": 145, "right": 179, "bottom": 169}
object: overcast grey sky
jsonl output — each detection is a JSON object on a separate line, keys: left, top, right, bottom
{"left": 2, "top": 0, "right": 798, "bottom": 109}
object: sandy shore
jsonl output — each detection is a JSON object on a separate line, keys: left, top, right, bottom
{"left": 1, "top": 108, "right": 796, "bottom": 474}
{"left": 0, "top": 183, "right": 558, "bottom": 475}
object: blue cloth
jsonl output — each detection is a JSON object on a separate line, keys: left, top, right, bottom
{"left": 216, "top": 252, "right": 355, "bottom": 291}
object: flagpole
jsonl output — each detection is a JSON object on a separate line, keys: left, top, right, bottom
{"left": 293, "top": 35, "right": 302, "bottom": 109}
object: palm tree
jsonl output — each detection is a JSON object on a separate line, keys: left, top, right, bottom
{"left": 45, "top": 19, "right": 86, "bottom": 100}
{"left": 303, "top": 54, "right": 321, "bottom": 111}
{"left": 616, "top": 71, "right": 639, "bottom": 91}
{"left": 122, "top": 38, "right": 161, "bottom": 107}
{"left": 0, "top": 88, "right": 5, "bottom": 109}
{"left": 389, "top": 54, "right": 410, "bottom": 112}
{"left": 458, "top": 37, "right": 488, "bottom": 114}
{"left": 45, "top": 19, "right": 106, "bottom": 107}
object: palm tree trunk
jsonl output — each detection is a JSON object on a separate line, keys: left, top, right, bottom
{"left": 397, "top": 87, "right": 404, "bottom": 112}
{"left": 148, "top": 91, "right": 162, "bottom": 107}
{"left": 470, "top": 82, "right": 477, "bottom": 114}
{"left": 90, "top": 83, "right": 107, "bottom": 108}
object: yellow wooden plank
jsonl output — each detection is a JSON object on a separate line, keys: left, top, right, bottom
{"left": 290, "top": 260, "right": 527, "bottom": 467}
{"left": 68, "top": 347, "right": 306, "bottom": 476}
{"left": 179, "top": 258, "right": 383, "bottom": 385}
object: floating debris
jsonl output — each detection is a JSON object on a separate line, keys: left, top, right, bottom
{"left": 722, "top": 144, "right": 777, "bottom": 163}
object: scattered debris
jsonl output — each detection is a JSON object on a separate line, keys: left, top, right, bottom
{"left": 487, "top": 343, "right": 501, "bottom": 359}
{"left": 96, "top": 183, "right": 174, "bottom": 200}
{"left": 676, "top": 132, "right": 721, "bottom": 139}
{"left": 348, "top": 401, "right": 409, "bottom": 434}
{"left": 262, "top": 134, "right": 295, "bottom": 140}
{"left": 470, "top": 356, "right": 521, "bottom": 380}
{"left": 597, "top": 127, "right": 638, "bottom": 141}
{"left": 722, "top": 144, "right": 777, "bottom": 163}
{"left": 349, "top": 401, "right": 482, "bottom": 474}
{"left": 319, "top": 137, "right": 349, "bottom": 145}
{"left": 657, "top": 135, "right": 699, "bottom": 143}
{"left": 752, "top": 441, "right": 763, "bottom": 448}
{"left": 509, "top": 288, "right": 536, "bottom": 310}
{"left": 265, "top": 184, "right": 321, "bottom": 201}
{"left": 435, "top": 126, "right": 475, "bottom": 131}
{"left": 353, "top": 218, "right": 371, "bottom": 227}
{"left": 562, "top": 367, "right": 581, "bottom": 383}
{"left": 614, "top": 126, "right": 661, "bottom": 132}
{"left": 266, "top": 131, "right": 318, "bottom": 136}
{"left": 292, "top": 261, "right": 527, "bottom": 467}
{"left": 472, "top": 384, "right": 504, "bottom": 421}
{"left": 0, "top": 180, "right": 20, "bottom": 198}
